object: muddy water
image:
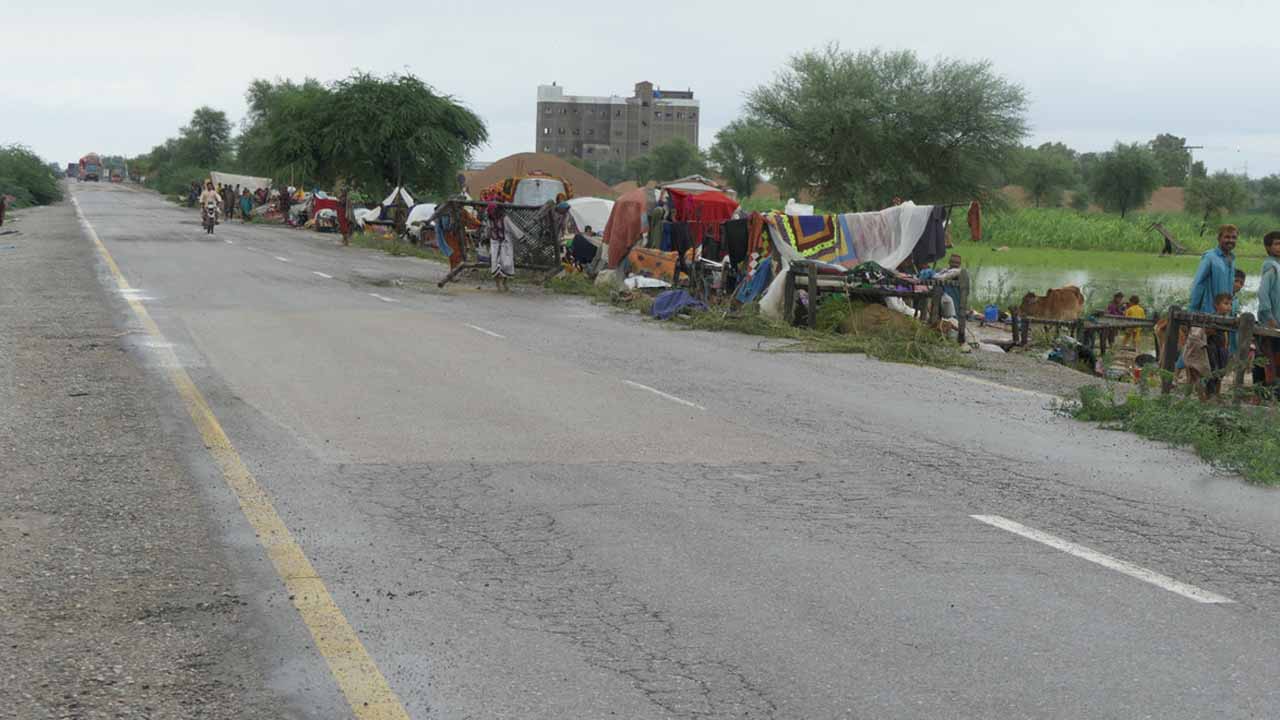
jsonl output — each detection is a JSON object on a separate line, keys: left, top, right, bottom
{"left": 973, "top": 266, "right": 1261, "bottom": 313}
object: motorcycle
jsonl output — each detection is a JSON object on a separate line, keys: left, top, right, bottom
{"left": 203, "top": 201, "right": 219, "bottom": 235}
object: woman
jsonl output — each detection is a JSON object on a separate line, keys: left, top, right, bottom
{"left": 238, "top": 189, "right": 253, "bottom": 223}
{"left": 487, "top": 202, "right": 514, "bottom": 291}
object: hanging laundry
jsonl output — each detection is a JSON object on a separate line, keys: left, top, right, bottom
{"left": 736, "top": 257, "right": 773, "bottom": 304}
{"left": 910, "top": 205, "right": 948, "bottom": 268}
{"left": 723, "top": 218, "right": 749, "bottom": 266}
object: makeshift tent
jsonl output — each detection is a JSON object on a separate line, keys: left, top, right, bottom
{"left": 661, "top": 175, "right": 735, "bottom": 197}
{"left": 480, "top": 174, "right": 572, "bottom": 206}
{"left": 565, "top": 197, "right": 613, "bottom": 234}
{"left": 603, "top": 187, "right": 658, "bottom": 268}
{"left": 382, "top": 187, "right": 415, "bottom": 208}
{"left": 210, "top": 171, "right": 271, "bottom": 194}
{"left": 666, "top": 188, "right": 739, "bottom": 246}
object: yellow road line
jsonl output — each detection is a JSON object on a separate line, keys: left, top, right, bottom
{"left": 72, "top": 197, "right": 410, "bottom": 720}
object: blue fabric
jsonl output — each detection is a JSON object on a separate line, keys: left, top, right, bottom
{"left": 650, "top": 290, "right": 707, "bottom": 320}
{"left": 434, "top": 217, "right": 452, "bottom": 257}
{"left": 736, "top": 258, "right": 773, "bottom": 304}
{"left": 1188, "top": 247, "right": 1235, "bottom": 314}
{"left": 1258, "top": 257, "right": 1280, "bottom": 326}
{"left": 661, "top": 222, "right": 673, "bottom": 252}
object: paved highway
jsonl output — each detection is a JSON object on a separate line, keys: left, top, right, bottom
{"left": 56, "top": 182, "right": 1280, "bottom": 717}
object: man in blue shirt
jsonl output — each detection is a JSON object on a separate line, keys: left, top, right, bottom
{"left": 1258, "top": 230, "right": 1280, "bottom": 389}
{"left": 1182, "top": 225, "right": 1237, "bottom": 397}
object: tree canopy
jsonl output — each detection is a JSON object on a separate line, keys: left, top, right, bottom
{"left": 1015, "top": 144, "right": 1078, "bottom": 208}
{"left": 708, "top": 120, "right": 767, "bottom": 198}
{"left": 1088, "top": 142, "right": 1161, "bottom": 218}
{"left": 1147, "top": 133, "right": 1191, "bottom": 187}
{"left": 744, "top": 45, "right": 1028, "bottom": 210}
{"left": 0, "top": 145, "right": 63, "bottom": 207}
{"left": 180, "top": 107, "right": 232, "bottom": 169}
{"left": 1185, "top": 171, "right": 1249, "bottom": 227}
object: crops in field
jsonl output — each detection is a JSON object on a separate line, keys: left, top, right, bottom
{"left": 964, "top": 207, "right": 1279, "bottom": 255}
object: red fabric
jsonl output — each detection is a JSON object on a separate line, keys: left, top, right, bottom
{"left": 967, "top": 200, "right": 982, "bottom": 242}
{"left": 313, "top": 197, "right": 340, "bottom": 218}
{"left": 667, "top": 188, "right": 738, "bottom": 248}
{"left": 604, "top": 188, "right": 653, "bottom": 268}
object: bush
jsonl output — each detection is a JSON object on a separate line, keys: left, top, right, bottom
{"left": 0, "top": 145, "right": 63, "bottom": 208}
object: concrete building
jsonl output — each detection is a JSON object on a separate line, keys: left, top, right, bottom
{"left": 535, "top": 81, "right": 699, "bottom": 165}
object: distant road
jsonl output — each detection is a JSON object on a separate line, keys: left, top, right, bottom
{"left": 52, "top": 181, "right": 1280, "bottom": 718}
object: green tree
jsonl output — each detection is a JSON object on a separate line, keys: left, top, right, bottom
{"left": 236, "top": 78, "right": 332, "bottom": 184}
{"left": 708, "top": 120, "right": 767, "bottom": 198}
{"left": 1147, "top": 133, "right": 1191, "bottom": 186}
{"left": 1190, "top": 160, "right": 1207, "bottom": 180}
{"left": 322, "top": 72, "right": 487, "bottom": 197}
{"left": 566, "top": 155, "right": 629, "bottom": 186}
{"left": 1016, "top": 144, "right": 1078, "bottom": 207}
{"left": 179, "top": 106, "right": 232, "bottom": 168}
{"left": 625, "top": 155, "right": 654, "bottom": 184}
{"left": 1257, "top": 174, "right": 1280, "bottom": 216}
{"left": 1185, "top": 171, "right": 1249, "bottom": 228}
{"left": 1088, "top": 142, "right": 1161, "bottom": 218}
{"left": 745, "top": 45, "right": 1028, "bottom": 210}
{"left": 645, "top": 138, "right": 707, "bottom": 183}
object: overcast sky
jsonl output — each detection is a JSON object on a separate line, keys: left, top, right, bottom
{"left": 5, "top": 0, "right": 1280, "bottom": 176}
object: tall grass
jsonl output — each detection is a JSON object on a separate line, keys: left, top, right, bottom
{"left": 962, "top": 207, "right": 1278, "bottom": 256}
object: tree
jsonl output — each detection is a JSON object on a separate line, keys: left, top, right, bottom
{"left": 1185, "top": 171, "right": 1249, "bottom": 228}
{"left": 1147, "top": 133, "right": 1191, "bottom": 186}
{"left": 1088, "top": 142, "right": 1161, "bottom": 218}
{"left": 322, "top": 72, "right": 487, "bottom": 197}
{"left": 646, "top": 138, "right": 707, "bottom": 183}
{"left": 708, "top": 120, "right": 767, "bottom": 198}
{"left": 1257, "top": 174, "right": 1280, "bottom": 216}
{"left": 179, "top": 107, "right": 232, "bottom": 168}
{"left": 745, "top": 45, "right": 1028, "bottom": 210}
{"left": 1190, "top": 160, "right": 1207, "bottom": 180}
{"left": 0, "top": 145, "right": 63, "bottom": 207}
{"left": 1016, "top": 144, "right": 1077, "bottom": 207}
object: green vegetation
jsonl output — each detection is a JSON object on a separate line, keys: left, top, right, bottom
{"left": 745, "top": 45, "right": 1028, "bottom": 209}
{"left": 708, "top": 120, "right": 767, "bottom": 198}
{"left": 1089, "top": 142, "right": 1162, "bottom": 218}
{"left": 1072, "top": 385, "right": 1280, "bottom": 485}
{"left": 347, "top": 231, "right": 448, "bottom": 262}
{"left": 132, "top": 72, "right": 486, "bottom": 202}
{"left": 1186, "top": 171, "right": 1249, "bottom": 227}
{"left": 960, "top": 207, "right": 1277, "bottom": 255}
{"left": 1015, "top": 143, "right": 1078, "bottom": 208}
{"left": 0, "top": 145, "right": 63, "bottom": 208}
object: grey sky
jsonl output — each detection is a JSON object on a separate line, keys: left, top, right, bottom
{"left": 5, "top": 0, "right": 1279, "bottom": 176}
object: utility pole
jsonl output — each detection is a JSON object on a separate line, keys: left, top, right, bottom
{"left": 1182, "top": 143, "right": 1204, "bottom": 180}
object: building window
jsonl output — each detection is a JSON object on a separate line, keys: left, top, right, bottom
{"left": 586, "top": 147, "right": 594, "bottom": 155}
{"left": 641, "top": 120, "right": 648, "bottom": 128}
{"left": 558, "top": 128, "right": 565, "bottom": 135}
{"left": 665, "top": 112, "right": 672, "bottom": 119}
{"left": 654, "top": 110, "right": 661, "bottom": 119}
{"left": 690, "top": 112, "right": 697, "bottom": 119}
{"left": 587, "top": 129, "right": 594, "bottom": 136}
{"left": 573, "top": 129, "right": 580, "bottom": 136}
{"left": 615, "top": 109, "right": 622, "bottom": 117}
{"left": 542, "top": 127, "right": 549, "bottom": 135}
{"left": 560, "top": 108, "right": 567, "bottom": 115}
{"left": 641, "top": 140, "right": 649, "bottom": 147}
{"left": 641, "top": 101, "right": 649, "bottom": 107}
{"left": 543, "top": 145, "right": 551, "bottom": 152}
{"left": 676, "top": 112, "right": 683, "bottom": 119}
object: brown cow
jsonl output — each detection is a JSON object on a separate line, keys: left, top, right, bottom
{"left": 1019, "top": 286, "right": 1085, "bottom": 321}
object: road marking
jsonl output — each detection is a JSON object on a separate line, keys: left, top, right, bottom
{"left": 368, "top": 293, "right": 398, "bottom": 303}
{"left": 623, "top": 380, "right": 706, "bottom": 411}
{"left": 970, "top": 514, "right": 1233, "bottom": 604}
{"left": 464, "top": 323, "right": 505, "bottom": 339}
{"left": 72, "top": 196, "right": 411, "bottom": 720}
{"left": 312, "top": 271, "right": 334, "bottom": 279}
{"left": 274, "top": 256, "right": 291, "bottom": 263}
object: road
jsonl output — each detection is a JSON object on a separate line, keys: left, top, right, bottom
{"left": 19, "top": 181, "right": 1280, "bottom": 718}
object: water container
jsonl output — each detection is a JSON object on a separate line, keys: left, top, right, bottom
{"left": 983, "top": 304, "right": 999, "bottom": 323}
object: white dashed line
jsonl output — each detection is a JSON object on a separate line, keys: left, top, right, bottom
{"left": 274, "top": 256, "right": 291, "bottom": 263}
{"left": 623, "top": 380, "right": 706, "bottom": 411}
{"left": 368, "top": 293, "right": 398, "bottom": 303}
{"left": 970, "top": 514, "right": 1233, "bottom": 604}
{"left": 312, "top": 271, "right": 333, "bottom": 279}
{"left": 464, "top": 324, "right": 505, "bottom": 339}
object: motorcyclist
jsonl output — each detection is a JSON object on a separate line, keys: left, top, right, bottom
{"left": 198, "top": 181, "right": 222, "bottom": 226}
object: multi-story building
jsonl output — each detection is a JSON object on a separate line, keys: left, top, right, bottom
{"left": 535, "top": 81, "right": 699, "bottom": 165}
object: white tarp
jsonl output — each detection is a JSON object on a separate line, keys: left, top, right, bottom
{"left": 406, "top": 203, "right": 438, "bottom": 233}
{"left": 662, "top": 181, "right": 722, "bottom": 195}
{"left": 565, "top": 197, "right": 613, "bottom": 234}
{"left": 381, "top": 187, "right": 415, "bottom": 207}
{"left": 511, "top": 177, "right": 565, "bottom": 207}
{"left": 210, "top": 171, "right": 272, "bottom": 194}
{"left": 784, "top": 198, "right": 814, "bottom": 216}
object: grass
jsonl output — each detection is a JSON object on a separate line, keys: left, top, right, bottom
{"left": 1070, "top": 384, "right": 1280, "bottom": 485}
{"left": 347, "top": 231, "right": 448, "bottom": 262}
{"left": 958, "top": 206, "right": 1276, "bottom": 256}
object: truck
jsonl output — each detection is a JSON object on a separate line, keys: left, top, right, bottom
{"left": 66, "top": 163, "right": 78, "bottom": 178}
{"left": 79, "top": 153, "right": 103, "bottom": 182}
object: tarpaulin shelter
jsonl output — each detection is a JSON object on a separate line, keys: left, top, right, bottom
{"left": 565, "top": 197, "right": 613, "bottom": 234}
{"left": 666, "top": 188, "right": 739, "bottom": 246}
{"left": 480, "top": 174, "right": 573, "bottom": 206}
{"left": 604, "top": 187, "right": 659, "bottom": 268}
{"left": 381, "top": 187, "right": 415, "bottom": 208}
{"left": 210, "top": 171, "right": 272, "bottom": 194}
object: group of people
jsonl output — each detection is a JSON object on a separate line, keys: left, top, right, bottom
{"left": 1104, "top": 292, "right": 1148, "bottom": 347}
{"left": 1178, "top": 224, "right": 1280, "bottom": 399}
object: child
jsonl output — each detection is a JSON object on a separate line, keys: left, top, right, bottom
{"left": 1183, "top": 292, "right": 1233, "bottom": 400}
{"left": 1229, "top": 269, "right": 1245, "bottom": 356}
{"left": 1123, "top": 294, "right": 1145, "bottom": 347}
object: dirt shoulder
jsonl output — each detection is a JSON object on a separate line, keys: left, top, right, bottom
{"left": 0, "top": 202, "right": 292, "bottom": 718}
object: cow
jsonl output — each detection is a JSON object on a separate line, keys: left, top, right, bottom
{"left": 1018, "top": 285, "right": 1085, "bottom": 321}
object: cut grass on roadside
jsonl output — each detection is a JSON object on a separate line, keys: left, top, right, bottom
{"left": 347, "top": 231, "right": 448, "bottom": 262}
{"left": 1070, "top": 384, "right": 1280, "bottom": 485}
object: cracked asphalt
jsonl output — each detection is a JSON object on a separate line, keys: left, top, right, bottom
{"left": 7, "top": 181, "right": 1280, "bottom": 718}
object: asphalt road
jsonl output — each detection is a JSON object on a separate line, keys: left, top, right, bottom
{"left": 47, "top": 182, "right": 1280, "bottom": 718}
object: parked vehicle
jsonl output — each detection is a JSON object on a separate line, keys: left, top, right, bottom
{"left": 203, "top": 201, "right": 218, "bottom": 234}
{"left": 66, "top": 163, "right": 78, "bottom": 178}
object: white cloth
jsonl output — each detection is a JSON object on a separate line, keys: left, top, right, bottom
{"left": 490, "top": 237, "right": 514, "bottom": 278}
{"left": 566, "top": 197, "right": 614, "bottom": 234}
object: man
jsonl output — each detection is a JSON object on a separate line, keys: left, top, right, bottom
{"left": 1181, "top": 225, "right": 1237, "bottom": 397}
{"left": 338, "top": 189, "right": 352, "bottom": 246}
{"left": 1258, "top": 231, "right": 1280, "bottom": 389}
{"left": 0, "top": 193, "right": 7, "bottom": 229}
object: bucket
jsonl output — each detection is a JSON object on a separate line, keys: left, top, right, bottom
{"left": 983, "top": 304, "right": 999, "bottom": 323}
